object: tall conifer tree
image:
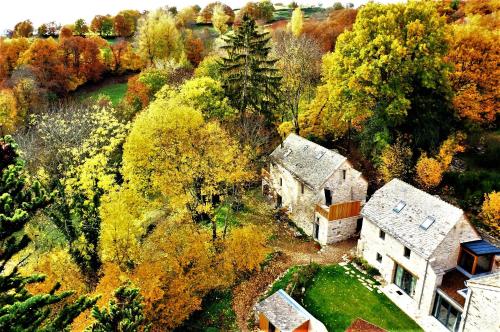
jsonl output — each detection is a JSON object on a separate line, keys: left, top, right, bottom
{"left": 220, "top": 14, "right": 281, "bottom": 120}
{"left": 0, "top": 136, "right": 96, "bottom": 331}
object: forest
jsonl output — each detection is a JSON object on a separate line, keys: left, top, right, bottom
{"left": 0, "top": 0, "right": 498, "bottom": 331}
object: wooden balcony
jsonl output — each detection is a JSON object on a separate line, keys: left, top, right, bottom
{"left": 315, "top": 200, "right": 361, "bottom": 221}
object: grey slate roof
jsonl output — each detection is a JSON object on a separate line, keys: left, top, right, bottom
{"left": 467, "top": 272, "right": 500, "bottom": 288}
{"left": 361, "top": 179, "right": 464, "bottom": 259}
{"left": 270, "top": 133, "right": 347, "bottom": 190}
{"left": 255, "top": 289, "right": 311, "bottom": 331}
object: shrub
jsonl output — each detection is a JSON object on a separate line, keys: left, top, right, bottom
{"left": 353, "top": 257, "right": 380, "bottom": 277}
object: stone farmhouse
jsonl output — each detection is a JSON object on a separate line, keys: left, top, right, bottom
{"left": 255, "top": 289, "right": 327, "bottom": 332}
{"left": 262, "top": 134, "right": 368, "bottom": 245}
{"left": 357, "top": 179, "right": 500, "bottom": 332}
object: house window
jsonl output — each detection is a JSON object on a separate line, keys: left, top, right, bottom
{"left": 379, "top": 229, "right": 385, "bottom": 240}
{"left": 279, "top": 178, "right": 282, "bottom": 186}
{"left": 394, "top": 264, "right": 416, "bottom": 297}
{"left": 404, "top": 247, "right": 411, "bottom": 259}
{"left": 376, "top": 253, "right": 382, "bottom": 263}
{"left": 301, "top": 183, "right": 304, "bottom": 194}
{"left": 432, "top": 292, "right": 462, "bottom": 332}
{"left": 342, "top": 169, "right": 346, "bottom": 180}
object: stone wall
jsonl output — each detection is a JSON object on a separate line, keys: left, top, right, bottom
{"left": 267, "top": 160, "right": 367, "bottom": 242}
{"left": 461, "top": 284, "right": 500, "bottom": 332}
{"left": 357, "top": 218, "right": 440, "bottom": 315}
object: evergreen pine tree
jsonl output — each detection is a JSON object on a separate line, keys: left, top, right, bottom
{"left": 0, "top": 135, "right": 97, "bottom": 331}
{"left": 220, "top": 13, "right": 281, "bottom": 120}
{"left": 87, "top": 284, "right": 150, "bottom": 332}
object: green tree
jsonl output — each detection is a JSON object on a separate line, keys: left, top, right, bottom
{"left": 220, "top": 14, "right": 280, "bottom": 119}
{"left": 74, "top": 19, "right": 89, "bottom": 36}
{"left": 87, "top": 284, "right": 149, "bottom": 332}
{"left": 0, "top": 136, "right": 97, "bottom": 331}
{"left": 310, "top": 1, "right": 454, "bottom": 160}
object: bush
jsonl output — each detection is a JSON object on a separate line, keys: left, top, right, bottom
{"left": 353, "top": 257, "right": 380, "bottom": 277}
{"left": 444, "top": 170, "right": 500, "bottom": 211}
{"left": 289, "top": 263, "right": 321, "bottom": 301}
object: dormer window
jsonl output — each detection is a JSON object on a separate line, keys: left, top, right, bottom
{"left": 420, "top": 216, "right": 435, "bottom": 230}
{"left": 393, "top": 201, "right": 406, "bottom": 213}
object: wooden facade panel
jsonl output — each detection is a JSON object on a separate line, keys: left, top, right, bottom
{"left": 316, "top": 201, "right": 361, "bottom": 221}
{"left": 259, "top": 313, "right": 269, "bottom": 331}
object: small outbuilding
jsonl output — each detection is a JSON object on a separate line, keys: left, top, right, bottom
{"left": 254, "top": 289, "right": 327, "bottom": 332}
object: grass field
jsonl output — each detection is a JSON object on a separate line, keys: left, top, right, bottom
{"left": 302, "top": 265, "right": 422, "bottom": 332}
{"left": 80, "top": 82, "right": 128, "bottom": 106}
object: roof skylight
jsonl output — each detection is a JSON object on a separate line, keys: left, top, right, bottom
{"left": 315, "top": 151, "right": 325, "bottom": 160}
{"left": 284, "top": 149, "right": 292, "bottom": 157}
{"left": 393, "top": 200, "right": 406, "bottom": 213}
{"left": 420, "top": 216, "right": 435, "bottom": 230}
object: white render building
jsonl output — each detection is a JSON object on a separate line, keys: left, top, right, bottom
{"left": 262, "top": 134, "right": 368, "bottom": 245}
{"left": 357, "top": 179, "right": 500, "bottom": 332}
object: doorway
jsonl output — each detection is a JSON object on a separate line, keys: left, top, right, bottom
{"left": 313, "top": 217, "right": 320, "bottom": 240}
{"left": 276, "top": 194, "right": 282, "bottom": 208}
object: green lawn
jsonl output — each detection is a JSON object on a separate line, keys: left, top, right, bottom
{"left": 301, "top": 265, "right": 422, "bottom": 332}
{"left": 80, "top": 82, "right": 128, "bottom": 106}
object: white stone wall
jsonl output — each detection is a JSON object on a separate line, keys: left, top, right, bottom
{"left": 357, "top": 218, "right": 440, "bottom": 315}
{"left": 461, "top": 284, "right": 500, "bottom": 332}
{"left": 431, "top": 216, "right": 481, "bottom": 274}
{"left": 267, "top": 160, "right": 368, "bottom": 242}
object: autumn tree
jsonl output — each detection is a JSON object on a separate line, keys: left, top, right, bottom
{"left": 13, "top": 20, "right": 34, "bottom": 37}
{"left": 59, "top": 25, "right": 73, "bottom": 39}
{"left": 20, "top": 38, "right": 69, "bottom": 94}
{"left": 197, "top": 2, "right": 235, "bottom": 24}
{"left": 416, "top": 133, "right": 465, "bottom": 190}
{"left": 446, "top": 15, "right": 499, "bottom": 125}
{"left": 212, "top": 3, "right": 231, "bottom": 35}
{"left": 157, "top": 76, "right": 235, "bottom": 120}
{"left": 302, "top": 8, "right": 357, "bottom": 52}
{"left": 309, "top": 2, "right": 454, "bottom": 160}
{"left": 480, "top": 191, "right": 499, "bottom": 237}
{"left": 121, "top": 93, "right": 252, "bottom": 240}
{"left": 237, "top": 1, "right": 275, "bottom": 23}
{"left": 220, "top": 14, "right": 281, "bottom": 119}
{"left": 135, "top": 9, "right": 184, "bottom": 66}
{"left": 289, "top": 7, "right": 304, "bottom": 36}
{"left": 91, "top": 15, "right": 114, "bottom": 37}
{"left": 378, "top": 137, "right": 413, "bottom": 183}
{"left": 0, "top": 37, "right": 30, "bottom": 82}
{"left": 273, "top": 31, "right": 321, "bottom": 134}
{"left": 0, "top": 89, "right": 18, "bottom": 135}
{"left": 108, "top": 39, "right": 142, "bottom": 73}
{"left": 0, "top": 136, "right": 97, "bottom": 331}
{"left": 185, "top": 31, "right": 204, "bottom": 66}
{"left": 194, "top": 54, "right": 222, "bottom": 80}
{"left": 59, "top": 36, "right": 106, "bottom": 87}
{"left": 37, "top": 23, "right": 48, "bottom": 36}
{"left": 74, "top": 18, "right": 89, "bottom": 36}
{"left": 176, "top": 6, "right": 198, "bottom": 28}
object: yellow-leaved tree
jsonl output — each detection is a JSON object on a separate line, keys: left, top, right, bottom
{"left": 416, "top": 133, "right": 465, "bottom": 190}
{"left": 481, "top": 191, "right": 500, "bottom": 237}
{"left": 289, "top": 7, "right": 304, "bottom": 37}
{"left": 0, "top": 89, "right": 18, "bottom": 134}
